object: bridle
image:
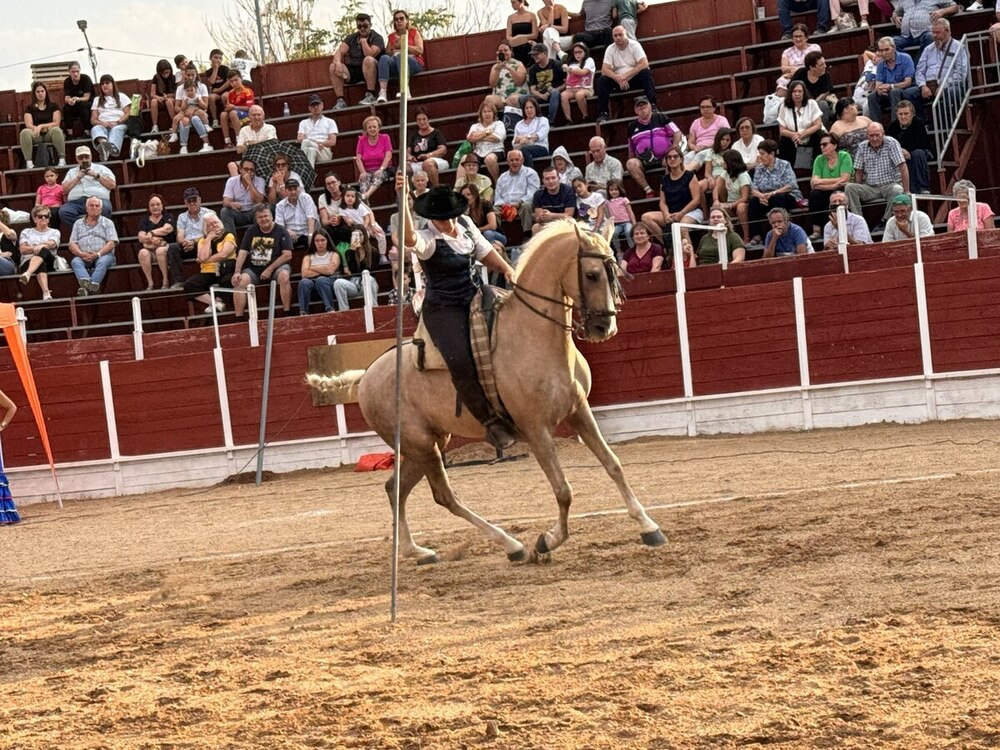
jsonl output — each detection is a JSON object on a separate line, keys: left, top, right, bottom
{"left": 509, "top": 224, "right": 625, "bottom": 337}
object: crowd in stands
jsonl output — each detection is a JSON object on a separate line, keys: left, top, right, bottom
{"left": 2, "top": 0, "right": 999, "bottom": 319}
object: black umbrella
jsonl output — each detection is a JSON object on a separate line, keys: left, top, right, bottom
{"left": 245, "top": 140, "right": 316, "bottom": 191}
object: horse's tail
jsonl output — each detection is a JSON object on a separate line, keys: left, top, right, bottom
{"left": 305, "top": 369, "right": 366, "bottom": 401}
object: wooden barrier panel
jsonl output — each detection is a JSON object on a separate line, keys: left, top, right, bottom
{"left": 924, "top": 256, "right": 1000, "bottom": 373}
{"left": 804, "top": 267, "right": 922, "bottom": 384}
{"left": 687, "top": 281, "right": 800, "bottom": 395}
{"left": 723, "top": 252, "right": 845, "bottom": 287}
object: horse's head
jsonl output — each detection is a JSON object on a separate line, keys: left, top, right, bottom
{"left": 570, "top": 222, "right": 622, "bottom": 342}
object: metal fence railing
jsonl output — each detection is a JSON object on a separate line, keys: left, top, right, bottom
{"left": 930, "top": 34, "right": 973, "bottom": 165}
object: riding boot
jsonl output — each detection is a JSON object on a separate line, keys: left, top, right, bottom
{"left": 484, "top": 417, "right": 517, "bottom": 450}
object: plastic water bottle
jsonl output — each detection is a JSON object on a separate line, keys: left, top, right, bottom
{"left": 283, "top": 102, "right": 290, "bottom": 117}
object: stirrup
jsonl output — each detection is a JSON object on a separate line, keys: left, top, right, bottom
{"left": 485, "top": 419, "right": 517, "bottom": 450}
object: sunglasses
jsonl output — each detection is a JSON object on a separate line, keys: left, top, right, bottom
{"left": 36, "top": 213, "right": 51, "bottom": 219}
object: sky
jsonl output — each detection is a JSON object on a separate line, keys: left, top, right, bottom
{"left": 0, "top": 0, "right": 593, "bottom": 93}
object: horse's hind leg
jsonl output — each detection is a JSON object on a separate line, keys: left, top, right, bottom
{"left": 567, "top": 402, "right": 666, "bottom": 547}
{"left": 421, "top": 446, "right": 527, "bottom": 562}
{"left": 386, "top": 456, "right": 439, "bottom": 565}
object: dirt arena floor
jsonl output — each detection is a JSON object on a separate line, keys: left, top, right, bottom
{"left": 2, "top": 419, "right": 1000, "bottom": 749}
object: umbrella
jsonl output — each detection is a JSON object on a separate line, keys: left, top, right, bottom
{"left": 244, "top": 140, "right": 316, "bottom": 192}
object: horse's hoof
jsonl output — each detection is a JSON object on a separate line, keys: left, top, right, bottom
{"left": 641, "top": 529, "right": 667, "bottom": 547}
{"left": 416, "top": 553, "right": 440, "bottom": 565}
{"left": 535, "top": 533, "right": 550, "bottom": 555}
{"left": 507, "top": 548, "right": 527, "bottom": 563}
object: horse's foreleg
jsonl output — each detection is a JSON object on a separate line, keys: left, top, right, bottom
{"left": 386, "top": 456, "right": 439, "bottom": 564}
{"left": 525, "top": 430, "right": 574, "bottom": 555}
{"left": 422, "top": 449, "right": 527, "bottom": 562}
{"left": 566, "top": 403, "right": 666, "bottom": 547}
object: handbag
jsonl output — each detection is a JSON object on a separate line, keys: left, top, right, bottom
{"left": 794, "top": 146, "right": 815, "bottom": 170}
{"left": 33, "top": 141, "right": 52, "bottom": 169}
{"left": 763, "top": 93, "right": 782, "bottom": 125}
{"left": 638, "top": 148, "right": 659, "bottom": 169}
{"left": 53, "top": 254, "right": 70, "bottom": 272}
{"left": 451, "top": 140, "right": 473, "bottom": 169}
{"left": 835, "top": 11, "right": 857, "bottom": 29}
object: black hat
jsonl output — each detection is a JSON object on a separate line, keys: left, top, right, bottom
{"left": 183, "top": 187, "right": 200, "bottom": 200}
{"left": 308, "top": 94, "right": 323, "bottom": 106}
{"left": 530, "top": 42, "right": 547, "bottom": 56}
{"left": 413, "top": 186, "right": 467, "bottom": 220}
{"left": 285, "top": 178, "right": 301, "bottom": 188}
{"left": 634, "top": 96, "right": 651, "bottom": 107}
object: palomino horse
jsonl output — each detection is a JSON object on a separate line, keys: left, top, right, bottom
{"left": 311, "top": 220, "right": 665, "bottom": 564}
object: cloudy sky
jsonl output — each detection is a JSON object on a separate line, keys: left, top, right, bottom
{"left": 0, "top": 0, "right": 595, "bottom": 93}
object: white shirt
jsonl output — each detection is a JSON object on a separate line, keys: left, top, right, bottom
{"left": 603, "top": 39, "right": 648, "bottom": 76}
{"left": 407, "top": 216, "right": 493, "bottom": 261}
{"left": 298, "top": 115, "right": 339, "bottom": 143}
{"left": 467, "top": 121, "right": 507, "bottom": 157}
{"left": 177, "top": 207, "right": 215, "bottom": 243}
{"left": 733, "top": 134, "right": 764, "bottom": 168}
{"left": 19, "top": 227, "right": 61, "bottom": 250}
{"left": 778, "top": 101, "right": 823, "bottom": 134}
{"left": 236, "top": 123, "right": 278, "bottom": 149}
{"left": 175, "top": 82, "right": 209, "bottom": 100}
{"left": 63, "top": 163, "right": 115, "bottom": 202}
{"left": 275, "top": 193, "right": 319, "bottom": 235}
{"left": 91, "top": 92, "right": 132, "bottom": 125}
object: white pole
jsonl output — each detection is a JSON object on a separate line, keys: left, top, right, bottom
{"left": 254, "top": 281, "right": 277, "bottom": 486}
{"left": 131, "top": 297, "right": 144, "bottom": 361}
{"left": 967, "top": 187, "right": 978, "bottom": 260}
{"left": 912, "top": 194, "right": 924, "bottom": 265}
{"left": 836, "top": 205, "right": 849, "bottom": 274}
{"left": 247, "top": 284, "right": 260, "bottom": 347}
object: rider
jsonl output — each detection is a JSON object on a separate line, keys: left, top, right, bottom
{"left": 398, "top": 174, "right": 518, "bottom": 450}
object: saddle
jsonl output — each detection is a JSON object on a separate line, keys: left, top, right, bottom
{"left": 410, "top": 285, "right": 510, "bottom": 416}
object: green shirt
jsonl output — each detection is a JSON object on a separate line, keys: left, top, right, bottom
{"left": 812, "top": 150, "right": 853, "bottom": 180}
{"left": 697, "top": 229, "right": 744, "bottom": 265}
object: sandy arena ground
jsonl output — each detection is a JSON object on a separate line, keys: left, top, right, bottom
{"left": 2, "top": 420, "right": 1000, "bottom": 749}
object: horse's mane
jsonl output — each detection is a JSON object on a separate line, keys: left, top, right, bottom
{"left": 512, "top": 220, "right": 612, "bottom": 282}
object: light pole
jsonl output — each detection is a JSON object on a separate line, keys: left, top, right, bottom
{"left": 76, "top": 20, "right": 99, "bottom": 84}
{"left": 253, "top": 0, "right": 267, "bottom": 63}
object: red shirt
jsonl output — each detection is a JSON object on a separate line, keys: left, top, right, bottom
{"left": 226, "top": 87, "right": 255, "bottom": 108}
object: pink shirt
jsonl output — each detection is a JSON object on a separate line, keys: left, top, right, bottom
{"left": 36, "top": 183, "right": 64, "bottom": 208}
{"left": 356, "top": 133, "right": 393, "bottom": 172}
{"left": 689, "top": 114, "right": 731, "bottom": 150}
{"left": 606, "top": 196, "right": 632, "bottom": 224}
{"left": 947, "top": 202, "right": 994, "bottom": 232}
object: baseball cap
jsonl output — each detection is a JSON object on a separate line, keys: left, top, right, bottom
{"left": 183, "top": 187, "right": 201, "bottom": 200}
{"left": 308, "top": 94, "right": 323, "bottom": 106}
{"left": 530, "top": 43, "right": 547, "bottom": 55}
{"left": 891, "top": 194, "right": 912, "bottom": 206}
{"left": 285, "top": 178, "right": 301, "bottom": 188}
{"left": 75, "top": 145, "right": 91, "bottom": 158}
{"left": 634, "top": 96, "right": 651, "bottom": 107}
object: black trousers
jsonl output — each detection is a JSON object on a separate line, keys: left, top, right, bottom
{"left": 167, "top": 242, "right": 196, "bottom": 285}
{"left": 421, "top": 300, "right": 493, "bottom": 425}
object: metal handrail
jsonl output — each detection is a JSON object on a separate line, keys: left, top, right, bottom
{"left": 931, "top": 33, "right": 974, "bottom": 165}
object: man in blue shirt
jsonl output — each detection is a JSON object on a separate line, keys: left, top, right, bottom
{"left": 763, "top": 208, "right": 810, "bottom": 257}
{"left": 868, "top": 37, "right": 915, "bottom": 123}
{"left": 531, "top": 166, "right": 576, "bottom": 235}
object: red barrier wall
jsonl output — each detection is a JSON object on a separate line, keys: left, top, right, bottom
{"left": 925, "top": 256, "right": 1000, "bottom": 373}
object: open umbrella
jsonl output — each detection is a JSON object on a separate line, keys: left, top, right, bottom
{"left": 244, "top": 140, "right": 316, "bottom": 191}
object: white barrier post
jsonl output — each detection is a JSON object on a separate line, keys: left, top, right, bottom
{"left": 15, "top": 306, "right": 27, "bottom": 346}
{"left": 247, "top": 284, "right": 260, "bottom": 347}
{"left": 967, "top": 186, "right": 979, "bottom": 260}
{"left": 836, "top": 205, "right": 850, "bottom": 274}
{"left": 131, "top": 296, "right": 144, "bottom": 361}
{"left": 912, "top": 194, "right": 924, "bottom": 265}
{"left": 361, "top": 269, "right": 375, "bottom": 332}
{"left": 671, "top": 223, "right": 693, "bottom": 403}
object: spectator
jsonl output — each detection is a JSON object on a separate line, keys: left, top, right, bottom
{"left": 495, "top": 149, "right": 542, "bottom": 234}
{"left": 685, "top": 206, "right": 746, "bottom": 265}
{"left": 317, "top": 173, "right": 352, "bottom": 246}
{"left": 892, "top": 0, "right": 958, "bottom": 53}
{"left": 221, "top": 158, "right": 266, "bottom": 236}
{"left": 699, "top": 128, "right": 735, "bottom": 212}
{"left": 17, "top": 206, "right": 60, "bottom": 300}
{"left": 62, "top": 62, "right": 94, "bottom": 137}
{"left": 764, "top": 207, "right": 810, "bottom": 256}
{"left": 572, "top": 176, "right": 606, "bottom": 230}
{"left": 486, "top": 41, "right": 529, "bottom": 114}
{"left": 90, "top": 75, "right": 131, "bottom": 161}
{"left": 21, "top": 82, "right": 66, "bottom": 169}
{"left": 0, "top": 388, "right": 19, "bottom": 524}
{"left": 387, "top": 195, "right": 420, "bottom": 302}
{"left": 230, "top": 50, "right": 258, "bottom": 87}
{"left": 149, "top": 59, "right": 177, "bottom": 133}
{"left": 868, "top": 37, "right": 915, "bottom": 123}
{"left": 334, "top": 228, "right": 379, "bottom": 311}
{"left": 297, "top": 94, "right": 338, "bottom": 167}
{"left": 232, "top": 204, "right": 294, "bottom": 317}
{"left": 230, "top": 105, "right": 276, "bottom": 176}
{"left": 778, "top": 0, "right": 831, "bottom": 38}
{"left": 464, "top": 101, "right": 507, "bottom": 183}
{"left": 68, "top": 196, "right": 118, "bottom": 296}
{"left": 749, "top": 139, "right": 801, "bottom": 243}
{"left": 551, "top": 146, "right": 583, "bottom": 186}
{"left": 531, "top": 166, "right": 576, "bottom": 234}
{"left": 775, "top": 25, "right": 820, "bottom": 96}
{"left": 594, "top": 26, "right": 656, "bottom": 125}
{"left": 167, "top": 187, "right": 214, "bottom": 288}
{"left": 183, "top": 213, "right": 235, "bottom": 314}
{"left": 0, "top": 217, "right": 15, "bottom": 277}
{"left": 266, "top": 154, "right": 304, "bottom": 205}
{"left": 137, "top": 195, "right": 176, "bottom": 290}
{"left": 714, "top": 149, "right": 752, "bottom": 244}
{"left": 604, "top": 178, "right": 636, "bottom": 256}
{"left": 823, "top": 190, "right": 872, "bottom": 251}
{"left": 407, "top": 107, "right": 449, "bottom": 185}
{"left": 619, "top": 221, "right": 665, "bottom": 274}
{"left": 625, "top": 96, "right": 684, "bottom": 197}
{"left": 947, "top": 179, "right": 995, "bottom": 233}
{"left": 220, "top": 70, "right": 254, "bottom": 149}
{"left": 615, "top": 0, "right": 647, "bottom": 40}
{"left": 845, "top": 122, "right": 908, "bottom": 231}
{"left": 330, "top": 13, "right": 385, "bottom": 109}
{"left": 732, "top": 117, "right": 764, "bottom": 171}
{"left": 538, "top": 0, "right": 573, "bottom": 59}
{"left": 830, "top": 0, "right": 870, "bottom": 27}
{"left": 462, "top": 183, "right": 506, "bottom": 248}
{"left": 59, "top": 146, "right": 115, "bottom": 226}
{"left": 829, "top": 97, "right": 872, "bottom": 158}
{"left": 377, "top": 10, "right": 424, "bottom": 102}
{"left": 298, "top": 228, "right": 340, "bottom": 314}
{"left": 339, "top": 186, "right": 388, "bottom": 260}
{"left": 777, "top": 80, "right": 824, "bottom": 166}
{"left": 171, "top": 80, "right": 213, "bottom": 155}
{"left": 524, "top": 43, "right": 566, "bottom": 124}
{"left": 882, "top": 193, "right": 933, "bottom": 241}
{"left": 903, "top": 18, "right": 969, "bottom": 119}
{"left": 886, "top": 100, "right": 933, "bottom": 194}
{"left": 202, "top": 48, "right": 231, "bottom": 126}
{"left": 512, "top": 97, "right": 550, "bottom": 168}
{"left": 561, "top": 42, "right": 596, "bottom": 123}
{"left": 585, "top": 136, "right": 624, "bottom": 193}
{"left": 35, "top": 168, "right": 64, "bottom": 229}
{"left": 355, "top": 115, "right": 394, "bottom": 200}
{"left": 640, "top": 146, "right": 704, "bottom": 244}
{"left": 573, "top": 0, "right": 615, "bottom": 51}
{"left": 809, "top": 132, "right": 853, "bottom": 237}
{"left": 507, "top": 0, "right": 539, "bottom": 66}
{"left": 687, "top": 96, "right": 731, "bottom": 167}
{"left": 454, "top": 153, "right": 495, "bottom": 202}
{"left": 790, "top": 51, "right": 836, "bottom": 123}
{"left": 274, "top": 178, "right": 319, "bottom": 249}
{"left": 173, "top": 54, "right": 190, "bottom": 86}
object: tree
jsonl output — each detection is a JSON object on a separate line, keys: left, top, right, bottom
{"left": 207, "top": 0, "right": 334, "bottom": 63}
